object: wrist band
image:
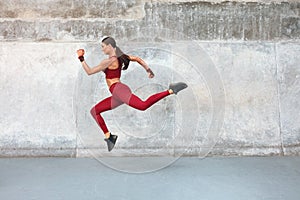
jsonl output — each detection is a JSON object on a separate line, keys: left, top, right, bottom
{"left": 78, "top": 56, "right": 84, "bottom": 62}
{"left": 146, "top": 68, "right": 154, "bottom": 76}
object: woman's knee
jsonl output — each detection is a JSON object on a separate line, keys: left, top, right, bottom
{"left": 90, "top": 107, "right": 97, "bottom": 117}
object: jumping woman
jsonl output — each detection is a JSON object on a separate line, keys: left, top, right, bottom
{"left": 77, "top": 36, "right": 187, "bottom": 152}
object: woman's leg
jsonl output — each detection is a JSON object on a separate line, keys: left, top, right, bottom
{"left": 112, "top": 83, "right": 170, "bottom": 111}
{"left": 90, "top": 96, "right": 123, "bottom": 134}
{"left": 128, "top": 91, "right": 170, "bottom": 111}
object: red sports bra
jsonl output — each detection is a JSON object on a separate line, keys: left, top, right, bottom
{"left": 104, "top": 67, "right": 121, "bottom": 79}
{"left": 104, "top": 56, "right": 121, "bottom": 79}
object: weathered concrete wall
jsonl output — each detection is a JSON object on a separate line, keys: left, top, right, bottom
{"left": 0, "top": 0, "right": 299, "bottom": 41}
{"left": 0, "top": 0, "right": 299, "bottom": 157}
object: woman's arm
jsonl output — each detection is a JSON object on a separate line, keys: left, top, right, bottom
{"left": 77, "top": 49, "right": 114, "bottom": 76}
{"left": 81, "top": 59, "right": 110, "bottom": 76}
{"left": 129, "top": 55, "right": 154, "bottom": 78}
{"left": 128, "top": 55, "right": 149, "bottom": 70}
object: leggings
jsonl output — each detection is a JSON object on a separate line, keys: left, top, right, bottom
{"left": 90, "top": 82, "right": 170, "bottom": 134}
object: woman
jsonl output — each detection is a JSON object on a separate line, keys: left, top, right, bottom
{"left": 77, "top": 36, "right": 187, "bottom": 152}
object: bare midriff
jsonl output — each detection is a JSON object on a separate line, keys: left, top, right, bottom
{"left": 106, "top": 78, "right": 120, "bottom": 88}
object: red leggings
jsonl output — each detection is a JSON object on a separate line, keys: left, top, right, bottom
{"left": 90, "top": 82, "right": 170, "bottom": 134}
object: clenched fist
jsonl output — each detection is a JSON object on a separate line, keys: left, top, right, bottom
{"left": 77, "top": 49, "right": 85, "bottom": 62}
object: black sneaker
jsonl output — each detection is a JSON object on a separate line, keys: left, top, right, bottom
{"left": 104, "top": 134, "right": 118, "bottom": 152}
{"left": 169, "top": 82, "right": 188, "bottom": 94}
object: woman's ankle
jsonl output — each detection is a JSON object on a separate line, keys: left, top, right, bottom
{"left": 105, "top": 132, "right": 111, "bottom": 139}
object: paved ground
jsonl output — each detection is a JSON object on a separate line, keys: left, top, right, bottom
{"left": 0, "top": 156, "right": 299, "bottom": 200}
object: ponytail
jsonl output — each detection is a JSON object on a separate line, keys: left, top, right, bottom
{"left": 102, "top": 36, "right": 130, "bottom": 70}
{"left": 116, "top": 46, "right": 130, "bottom": 70}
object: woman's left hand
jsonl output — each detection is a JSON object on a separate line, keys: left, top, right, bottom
{"left": 146, "top": 68, "right": 154, "bottom": 78}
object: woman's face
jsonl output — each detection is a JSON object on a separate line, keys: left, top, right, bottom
{"left": 101, "top": 42, "right": 111, "bottom": 54}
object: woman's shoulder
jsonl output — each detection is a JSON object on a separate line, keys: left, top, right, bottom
{"left": 101, "top": 57, "right": 119, "bottom": 70}
{"left": 101, "top": 57, "right": 117, "bottom": 65}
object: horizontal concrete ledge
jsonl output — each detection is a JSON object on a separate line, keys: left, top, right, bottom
{"left": 0, "top": 19, "right": 298, "bottom": 42}
{"left": 1, "top": 146, "right": 298, "bottom": 157}
{"left": 0, "top": 148, "right": 77, "bottom": 158}
{"left": 283, "top": 146, "right": 300, "bottom": 156}
{"left": 0, "top": 1, "right": 299, "bottom": 41}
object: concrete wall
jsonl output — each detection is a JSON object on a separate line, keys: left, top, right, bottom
{"left": 0, "top": 0, "right": 299, "bottom": 157}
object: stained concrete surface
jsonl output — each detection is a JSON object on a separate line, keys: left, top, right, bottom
{"left": 1, "top": 41, "right": 299, "bottom": 157}
{"left": 0, "top": 157, "right": 299, "bottom": 200}
{"left": 1, "top": 0, "right": 300, "bottom": 157}
{"left": 0, "top": 1, "right": 299, "bottom": 41}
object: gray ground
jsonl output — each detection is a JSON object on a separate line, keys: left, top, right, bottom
{"left": 0, "top": 157, "right": 300, "bottom": 200}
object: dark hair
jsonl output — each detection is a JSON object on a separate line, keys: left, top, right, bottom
{"left": 102, "top": 36, "right": 130, "bottom": 70}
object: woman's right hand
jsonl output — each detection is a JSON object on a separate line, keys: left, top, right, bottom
{"left": 77, "top": 49, "right": 85, "bottom": 57}
{"left": 77, "top": 49, "right": 85, "bottom": 62}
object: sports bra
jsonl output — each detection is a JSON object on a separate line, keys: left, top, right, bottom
{"left": 104, "top": 67, "right": 121, "bottom": 79}
{"left": 104, "top": 56, "right": 121, "bottom": 79}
